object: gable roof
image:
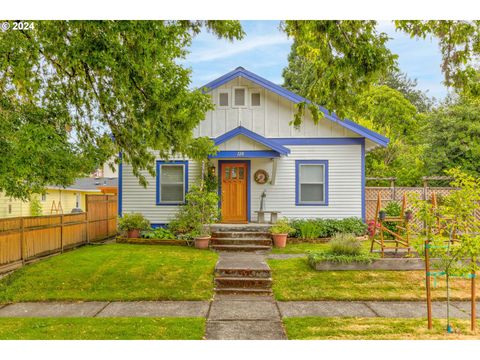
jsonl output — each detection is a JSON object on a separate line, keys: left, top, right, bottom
{"left": 214, "top": 126, "right": 291, "bottom": 156}
{"left": 202, "top": 67, "right": 389, "bottom": 148}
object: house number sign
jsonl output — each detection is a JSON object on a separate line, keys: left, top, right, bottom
{"left": 254, "top": 169, "right": 269, "bottom": 185}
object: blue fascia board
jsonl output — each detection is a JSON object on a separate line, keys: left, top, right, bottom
{"left": 210, "top": 150, "right": 280, "bottom": 159}
{"left": 361, "top": 139, "right": 366, "bottom": 222}
{"left": 214, "top": 126, "right": 290, "bottom": 155}
{"left": 118, "top": 152, "right": 123, "bottom": 217}
{"left": 201, "top": 67, "right": 389, "bottom": 148}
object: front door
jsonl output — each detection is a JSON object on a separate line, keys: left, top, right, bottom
{"left": 220, "top": 162, "right": 248, "bottom": 223}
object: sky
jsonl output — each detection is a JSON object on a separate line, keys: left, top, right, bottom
{"left": 184, "top": 20, "right": 448, "bottom": 101}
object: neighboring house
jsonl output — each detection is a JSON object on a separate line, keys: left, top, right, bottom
{"left": 91, "top": 156, "right": 118, "bottom": 179}
{"left": 0, "top": 177, "right": 117, "bottom": 218}
{"left": 119, "top": 67, "right": 389, "bottom": 226}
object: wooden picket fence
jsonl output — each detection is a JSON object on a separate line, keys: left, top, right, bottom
{"left": 0, "top": 195, "right": 117, "bottom": 274}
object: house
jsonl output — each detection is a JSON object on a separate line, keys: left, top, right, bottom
{"left": 119, "top": 67, "right": 389, "bottom": 226}
{"left": 0, "top": 177, "right": 117, "bottom": 218}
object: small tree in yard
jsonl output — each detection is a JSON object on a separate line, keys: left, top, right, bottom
{"left": 411, "top": 168, "right": 480, "bottom": 332}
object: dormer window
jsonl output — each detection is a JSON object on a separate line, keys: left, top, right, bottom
{"left": 219, "top": 91, "right": 229, "bottom": 107}
{"left": 233, "top": 87, "right": 247, "bottom": 107}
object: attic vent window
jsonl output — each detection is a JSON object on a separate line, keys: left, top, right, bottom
{"left": 251, "top": 92, "right": 261, "bottom": 107}
{"left": 234, "top": 87, "right": 246, "bottom": 107}
{"left": 219, "top": 92, "right": 229, "bottom": 107}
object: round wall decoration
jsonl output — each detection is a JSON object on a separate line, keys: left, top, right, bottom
{"left": 254, "top": 169, "right": 269, "bottom": 185}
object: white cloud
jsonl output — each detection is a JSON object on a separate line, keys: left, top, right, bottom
{"left": 188, "top": 33, "right": 292, "bottom": 63}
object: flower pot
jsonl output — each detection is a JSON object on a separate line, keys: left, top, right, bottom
{"left": 272, "top": 233, "right": 287, "bottom": 248}
{"left": 127, "top": 229, "right": 141, "bottom": 238}
{"left": 195, "top": 236, "right": 211, "bottom": 249}
{"left": 378, "top": 210, "right": 386, "bottom": 221}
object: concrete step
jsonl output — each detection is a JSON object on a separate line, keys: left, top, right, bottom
{"left": 215, "top": 276, "right": 272, "bottom": 289}
{"left": 211, "top": 238, "right": 272, "bottom": 246}
{"left": 214, "top": 287, "right": 273, "bottom": 295}
{"left": 210, "top": 244, "right": 272, "bottom": 252}
{"left": 211, "top": 231, "right": 271, "bottom": 239}
{"left": 215, "top": 267, "right": 271, "bottom": 279}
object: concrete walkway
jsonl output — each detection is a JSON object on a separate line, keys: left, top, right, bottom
{"left": 0, "top": 300, "right": 478, "bottom": 320}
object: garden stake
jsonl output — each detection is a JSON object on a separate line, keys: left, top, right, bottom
{"left": 425, "top": 239, "right": 433, "bottom": 330}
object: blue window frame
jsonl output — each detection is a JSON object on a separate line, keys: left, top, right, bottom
{"left": 156, "top": 160, "right": 188, "bottom": 205}
{"left": 295, "top": 160, "right": 329, "bottom": 206}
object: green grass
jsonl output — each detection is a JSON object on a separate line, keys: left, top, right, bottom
{"left": 0, "top": 244, "right": 218, "bottom": 302}
{"left": 0, "top": 317, "right": 205, "bottom": 340}
{"left": 268, "top": 258, "right": 471, "bottom": 301}
{"left": 283, "top": 317, "right": 479, "bottom": 339}
{"left": 271, "top": 240, "right": 371, "bottom": 254}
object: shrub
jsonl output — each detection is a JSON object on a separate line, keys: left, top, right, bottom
{"left": 329, "top": 233, "right": 362, "bottom": 256}
{"left": 141, "top": 227, "right": 176, "bottom": 240}
{"left": 30, "top": 197, "right": 43, "bottom": 216}
{"left": 308, "top": 251, "right": 377, "bottom": 265}
{"left": 118, "top": 213, "right": 150, "bottom": 232}
{"left": 270, "top": 218, "right": 295, "bottom": 235}
{"left": 383, "top": 202, "right": 402, "bottom": 236}
{"left": 289, "top": 217, "right": 367, "bottom": 239}
{"left": 169, "top": 185, "right": 219, "bottom": 238}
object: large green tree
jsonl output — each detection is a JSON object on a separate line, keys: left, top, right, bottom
{"left": 0, "top": 20, "right": 243, "bottom": 199}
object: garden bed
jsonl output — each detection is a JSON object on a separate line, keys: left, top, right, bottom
{"left": 116, "top": 237, "right": 189, "bottom": 246}
{"left": 312, "top": 257, "right": 425, "bottom": 271}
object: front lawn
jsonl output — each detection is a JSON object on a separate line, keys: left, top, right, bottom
{"left": 283, "top": 317, "right": 479, "bottom": 340}
{"left": 0, "top": 317, "right": 205, "bottom": 340}
{"left": 268, "top": 258, "right": 471, "bottom": 301}
{"left": 0, "top": 244, "right": 218, "bottom": 302}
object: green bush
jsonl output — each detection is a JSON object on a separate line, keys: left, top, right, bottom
{"left": 118, "top": 213, "right": 150, "bottom": 232}
{"left": 329, "top": 233, "right": 362, "bottom": 255}
{"left": 270, "top": 218, "right": 295, "bottom": 235}
{"left": 30, "top": 197, "right": 43, "bottom": 217}
{"left": 308, "top": 251, "right": 378, "bottom": 265}
{"left": 289, "top": 217, "right": 367, "bottom": 239}
{"left": 383, "top": 202, "right": 402, "bottom": 236}
{"left": 141, "top": 227, "right": 176, "bottom": 240}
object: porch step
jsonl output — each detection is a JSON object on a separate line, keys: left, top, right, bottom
{"left": 210, "top": 244, "right": 271, "bottom": 252}
{"left": 215, "top": 276, "right": 272, "bottom": 289}
{"left": 213, "top": 287, "right": 273, "bottom": 295}
{"left": 215, "top": 267, "right": 271, "bottom": 279}
{"left": 211, "top": 231, "right": 271, "bottom": 239}
{"left": 210, "top": 224, "right": 272, "bottom": 233}
{"left": 211, "top": 238, "right": 272, "bottom": 246}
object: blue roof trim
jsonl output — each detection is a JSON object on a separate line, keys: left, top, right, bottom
{"left": 202, "top": 67, "right": 389, "bottom": 148}
{"left": 214, "top": 126, "right": 291, "bottom": 156}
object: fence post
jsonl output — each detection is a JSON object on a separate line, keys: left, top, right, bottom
{"left": 20, "top": 217, "right": 25, "bottom": 264}
{"left": 85, "top": 212, "right": 90, "bottom": 244}
{"left": 106, "top": 196, "right": 110, "bottom": 239}
{"left": 60, "top": 214, "right": 64, "bottom": 253}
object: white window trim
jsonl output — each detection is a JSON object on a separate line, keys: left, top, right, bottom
{"left": 296, "top": 161, "right": 328, "bottom": 206}
{"left": 249, "top": 89, "right": 263, "bottom": 109}
{"left": 232, "top": 86, "right": 248, "bottom": 108}
{"left": 218, "top": 90, "right": 230, "bottom": 109}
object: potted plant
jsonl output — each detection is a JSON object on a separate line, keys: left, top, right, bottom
{"left": 170, "top": 185, "right": 219, "bottom": 249}
{"left": 378, "top": 210, "right": 386, "bottom": 221}
{"left": 118, "top": 213, "right": 150, "bottom": 238}
{"left": 270, "top": 218, "right": 294, "bottom": 248}
{"left": 404, "top": 209, "right": 413, "bottom": 222}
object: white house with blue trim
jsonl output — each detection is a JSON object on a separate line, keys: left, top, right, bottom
{"left": 119, "top": 67, "right": 389, "bottom": 227}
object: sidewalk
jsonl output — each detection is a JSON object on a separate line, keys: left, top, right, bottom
{"left": 0, "top": 300, "right": 477, "bottom": 319}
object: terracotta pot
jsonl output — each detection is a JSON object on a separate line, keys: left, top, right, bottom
{"left": 272, "top": 234, "right": 287, "bottom": 248}
{"left": 127, "top": 229, "right": 141, "bottom": 239}
{"left": 195, "top": 236, "right": 211, "bottom": 249}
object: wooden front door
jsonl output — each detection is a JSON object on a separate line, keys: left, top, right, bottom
{"left": 220, "top": 162, "right": 248, "bottom": 223}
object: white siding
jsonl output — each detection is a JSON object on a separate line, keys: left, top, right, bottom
{"left": 122, "top": 159, "right": 201, "bottom": 224}
{"left": 217, "top": 135, "right": 269, "bottom": 151}
{"left": 121, "top": 144, "right": 362, "bottom": 224}
{"left": 194, "top": 77, "right": 361, "bottom": 139}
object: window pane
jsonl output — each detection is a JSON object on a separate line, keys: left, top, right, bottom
{"left": 219, "top": 92, "right": 228, "bottom": 106}
{"left": 231, "top": 167, "right": 237, "bottom": 179}
{"left": 161, "top": 165, "right": 183, "bottom": 183}
{"left": 300, "top": 184, "right": 324, "bottom": 202}
{"left": 238, "top": 167, "right": 244, "bottom": 179}
{"left": 251, "top": 93, "right": 261, "bottom": 106}
{"left": 234, "top": 88, "right": 245, "bottom": 106}
{"left": 161, "top": 184, "right": 184, "bottom": 202}
{"left": 300, "top": 165, "right": 323, "bottom": 183}
{"left": 225, "top": 167, "right": 230, "bottom": 179}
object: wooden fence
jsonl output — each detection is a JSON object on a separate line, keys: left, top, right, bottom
{"left": 0, "top": 195, "right": 117, "bottom": 274}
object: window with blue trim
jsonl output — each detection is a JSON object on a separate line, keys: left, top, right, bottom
{"left": 156, "top": 161, "right": 188, "bottom": 205}
{"left": 296, "top": 160, "right": 328, "bottom": 206}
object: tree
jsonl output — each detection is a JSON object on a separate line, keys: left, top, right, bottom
{"left": 424, "top": 97, "right": 480, "bottom": 177}
{"left": 0, "top": 20, "right": 243, "bottom": 200}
